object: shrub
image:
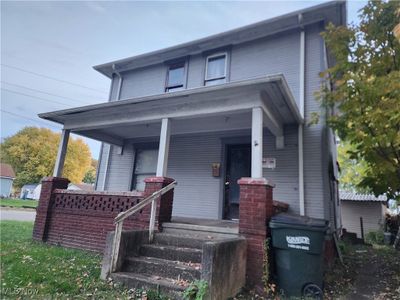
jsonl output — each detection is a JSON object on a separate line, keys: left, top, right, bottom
{"left": 365, "top": 230, "right": 384, "bottom": 245}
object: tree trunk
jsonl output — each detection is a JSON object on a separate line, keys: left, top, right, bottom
{"left": 394, "top": 224, "right": 400, "bottom": 250}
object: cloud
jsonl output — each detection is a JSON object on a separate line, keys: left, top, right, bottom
{"left": 85, "top": 2, "right": 106, "bottom": 14}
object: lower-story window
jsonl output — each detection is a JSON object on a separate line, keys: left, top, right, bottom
{"left": 132, "top": 148, "right": 158, "bottom": 191}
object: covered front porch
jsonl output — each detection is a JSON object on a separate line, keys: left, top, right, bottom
{"left": 34, "top": 75, "right": 302, "bottom": 293}
{"left": 41, "top": 75, "right": 302, "bottom": 222}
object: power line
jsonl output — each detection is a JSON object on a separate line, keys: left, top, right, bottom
{"left": 2, "top": 88, "right": 73, "bottom": 108}
{"left": 1, "top": 63, "right": 108, "bottom": 95}
{"left": 1, "top": 81, "right": 96, "bottom": 106}
{"left": 1, "top": 109, "right": 61, "bottom": 129}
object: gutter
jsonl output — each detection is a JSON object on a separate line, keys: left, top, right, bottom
{"left": 298, "top": 14, "right": 306, "bottom": 216}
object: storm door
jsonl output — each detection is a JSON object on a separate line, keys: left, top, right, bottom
{"left": 224, "top": 144, "right": 251, "bottom": 220}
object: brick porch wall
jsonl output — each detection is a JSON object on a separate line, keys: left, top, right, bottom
{"left": 32, "top": 176, "right": 174, "bottom": 252}
{"left": 238, "top": 177, "right": 274, "bottom": 291}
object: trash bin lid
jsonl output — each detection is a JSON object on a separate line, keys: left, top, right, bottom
{"left": 270, "top": 213, "right": 328, "bottom": 229}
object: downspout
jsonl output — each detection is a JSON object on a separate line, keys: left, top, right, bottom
{"left": 100, "top": 64, "right": 123, "bottom": 191}
{"left": 298, "top": 14, "right": 306, "bottom": 216}
{"left": 113, "top": 64, "right": 123, "bottom": 101}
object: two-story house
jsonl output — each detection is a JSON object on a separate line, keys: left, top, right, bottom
{"left": 34, "top": 1, "right": 345, "bottom": 298}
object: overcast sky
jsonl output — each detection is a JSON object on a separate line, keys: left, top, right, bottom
{"left": 1, "top": 0, "right": 366, "bottom": 159}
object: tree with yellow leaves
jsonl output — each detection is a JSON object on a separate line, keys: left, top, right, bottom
{"left": 0, "top": 127, "right": 92, "bottom": 187}
{"left": 318, "top": 0, "right": 400, "bottom": 201}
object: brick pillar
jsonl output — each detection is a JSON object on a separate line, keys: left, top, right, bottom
{"left": 143, "top": 177, "right": 175, "bottom": 230}
{"left": 324, "top": 234, "right": 336, "bottom": 268}
{"left": 33, "top": 177, "right": 69, "bottom": 241}
{"left": 238, "top": 177, "right": 274, "bottom": 290}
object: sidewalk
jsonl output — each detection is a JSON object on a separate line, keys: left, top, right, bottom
{"left": 0, "top": 207, "right": 36, "bottom": 221}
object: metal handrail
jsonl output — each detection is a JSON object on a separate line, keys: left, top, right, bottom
{"left": 110, "top": 181, "right": 177, "bottom": 273}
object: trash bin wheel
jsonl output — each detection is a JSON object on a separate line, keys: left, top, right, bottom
{"left": 302, "top": 283, "right": 323, "bottom": 299}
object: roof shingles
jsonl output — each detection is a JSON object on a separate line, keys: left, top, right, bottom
{"left": 340, "top": 191, "right": 387, "bottom": 202}
{"left": 0, "top": 163, "right": 16, "bottom": 179}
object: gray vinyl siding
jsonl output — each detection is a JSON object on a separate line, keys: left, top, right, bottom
{"left": 0, "top": 177, "right": 13, "bottom": 197}
{"left": 95, "top": 144, "right": 110, "bottom": 191}
{"left": 230, "top": 30, "right": 300, "bottom": 106}
{"left": 167, "top": 133, "right": 223, "bottom": 219}
{"left": 186, "top": 54, "right": 205, "bottom": 88}
{"left": 263, "top": 125, "right": 299, "bottom": 214}
{"left": 105, "top": 145, "right": 135, "bottom": 192}
{"left": 341, "top": 201, "right": 384, "bottom": 238}
{"left": 303, "top": 24, "right": 326, "bottom": 219}
{"left": 119, "top": 64, "right": 166, "bottom": 99}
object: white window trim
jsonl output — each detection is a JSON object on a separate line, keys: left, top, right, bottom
{"left": 205, "top": 52, "right": 228, "bottom": 82}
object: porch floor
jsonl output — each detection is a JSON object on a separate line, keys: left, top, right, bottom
{"left": 165, "top": 217, "right": 239, "bottom": 235}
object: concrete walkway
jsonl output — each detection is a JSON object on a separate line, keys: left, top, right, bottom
{"left": 0, "top": 207, "right": 36, "bottom": 221}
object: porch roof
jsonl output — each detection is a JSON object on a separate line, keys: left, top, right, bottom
{"left": 39, "top": 75, "right": 302, "bottom": 146}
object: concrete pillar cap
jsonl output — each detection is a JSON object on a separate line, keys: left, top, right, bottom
{"left": 41, "top": 176, "right": 70, "bottom": 184}
{"left": 237, "top": 177, "right": 275, "bottom": 187}
{"left": 144, "top": 176, "right": 175, "bottom": 184}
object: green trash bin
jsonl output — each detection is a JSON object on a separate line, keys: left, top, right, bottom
{"left": 269, "top": 213, "right": 328, "bottom": 298}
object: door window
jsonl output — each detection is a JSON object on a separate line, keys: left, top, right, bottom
{"left": 132, "top": 149, "right": 158, "bottom": 191}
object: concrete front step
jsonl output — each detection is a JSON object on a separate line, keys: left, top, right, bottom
{"left": 111, "top": 272, "right": 185, "bottom": 299}
{"left": 123, "top": 256, "right": 201, "bottom": 282}
{"left": 140, "top": 243, "right": 202, "bottom": 263}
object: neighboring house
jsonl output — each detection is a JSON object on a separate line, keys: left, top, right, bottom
{"left": 340, "top": 191, "right": 387, "bottom": 239}
{"left": 35, "top": 1, "right": 346, "bottom": 296}
{"left": 20, "top": 184, "right": 38, "bottom": 200}
{"left": 32, "top": 182, "right": 94, "bottom": 199}
{"left": 0, "top": 163, "right": 16, "bottom": 197}
{"left": 68, "top": 183, "right": 95, "bottom": 192}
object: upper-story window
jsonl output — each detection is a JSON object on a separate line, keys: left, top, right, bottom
{"left": 205, "top": 52, "right": 228, "bottom": 86}
{"left": 165, "top": 62, "right": 186, "bottom": 92}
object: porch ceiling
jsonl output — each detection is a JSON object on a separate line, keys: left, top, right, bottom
{"left": 39, "top": 75, "right": 302, "bottom": 146}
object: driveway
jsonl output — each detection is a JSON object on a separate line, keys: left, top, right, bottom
{"left": 0, "top": 207, "right": 36, "bottom": 221}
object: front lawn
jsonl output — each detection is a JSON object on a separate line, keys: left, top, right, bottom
{"left": 0, "top": 198, "right": 38, "bottom": 209}
{"left": 0, "top": 221, "right": 133, "bottom": 299}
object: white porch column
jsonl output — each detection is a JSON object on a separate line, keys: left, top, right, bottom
{"left": 251, "top": 107, "right": 263, "bottom": 178}
{"left": 156, "top": 118, "right": 171, "bottom": 177}
{"left": 53, "top": 129, "right": 70, "bottom": 177}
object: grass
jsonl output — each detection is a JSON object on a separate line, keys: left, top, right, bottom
{"left": 0, "top": 198, "right": 38, "bottom": 209}
{"left": 0, "top": 221, "right": 142, "bottom": 299}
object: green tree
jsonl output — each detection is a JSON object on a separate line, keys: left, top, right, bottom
{"left": 319, "top": 0, "right": 400, "bottom": 200}
{"left": 82, "top": 159, "right": 97, "bottom": 184}
{"left": 337, "top": 140, "right": 369, "bottom": 193}
{"left": 0, "top": 127, "right": 92, "bottom": 187}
